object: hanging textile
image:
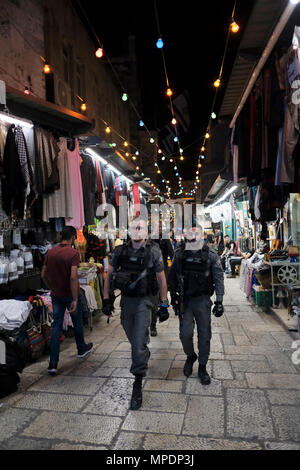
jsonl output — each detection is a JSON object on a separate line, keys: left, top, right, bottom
{"left": 65, "top": 139, "right": 85, "bottom": 229}
{"left": 132, "top": 184, "right": 140, "bottom": 216}
{"left": 1, "top": 125, "right": 26, "bottom": 218}
{"left": 114, "top": 176, "right": 122, "bottom": 207}
{"left": 80, "top": 153, "right": 97, "bottom": 226}
{"left": 43, "top": 138, "right": 73, "bottom": 222}
{"left": 94, "top": 158, "right": 106, "bottom": 216}
{"left": 34, "top": 127, "right": 60, "bottom": 195}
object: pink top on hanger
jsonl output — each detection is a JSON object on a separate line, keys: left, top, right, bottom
{"left": 65, "top": 139, "right": 85, "bottom": 229}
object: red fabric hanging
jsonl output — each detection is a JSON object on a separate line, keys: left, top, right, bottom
{"left": 132, "top": 184, "right": 140, "bottom": 216}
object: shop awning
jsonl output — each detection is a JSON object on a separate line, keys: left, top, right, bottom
{"left": 5, "top": 85, "right": 94, "bottom": 135}
{"left": 78, "top": 135, "right": 153, "bottom": 195}
{"left": 219, "top": 0, "right": 291, "bottom": 120}
{"left": 203, "top": 176, "right": 232, "bottom": 206}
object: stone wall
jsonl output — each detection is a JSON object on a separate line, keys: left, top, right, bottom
{"left": 0, "top": 0, "right": 45, "bottom": 97}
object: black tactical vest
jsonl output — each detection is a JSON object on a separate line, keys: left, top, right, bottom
{"left": 113, "top": 242, "right": 158, "bottom": 297}
{"left": 180, "top": 245, "right": 215, "bottom": 297}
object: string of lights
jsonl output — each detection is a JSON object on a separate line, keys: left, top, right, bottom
{"left": 6, "top": 1, "right": 241, "bottom": 200}
{"left": 190, "top": 0, "right": 240, "bottom": 197}
{"left": 153, "top": 0, "right": 185, "bottom": 196}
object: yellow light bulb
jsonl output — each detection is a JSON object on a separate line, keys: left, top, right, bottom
{"left": 201, "top": 146, "right": 205, "bottom": 152}
{"left": 124, "top": 141, "right": 128, "bottom": 147}
{"left": 105, "top": 126, "right": 111, "bottom": 134}
{"left": 180, "top": 156, "right": 184, "bottom": 160}
{"left": 43, "top": 64, "right": 51, "bottom": 74}
{"left": 205, "top": 132, "right": 210, "bottom": 139}
{"left": 81, "top": 103, "right": 87, "bottom": 112}
{"left": 166, "top": 88, "right": 173, "bottom": 97}
{"left": 132, "top": 156, "right": 137, "bottom": 160}
{"left": 214, "top": 79, "right": 221, "bottom": 88}
{"left": 125, "top": 152, "right": 130, "bottom": 157}
{"left": 231, "top": 20, "right": 240, "bottom": 33}
{"left": 157, "top": 170, "right": 161, "bottom": 174}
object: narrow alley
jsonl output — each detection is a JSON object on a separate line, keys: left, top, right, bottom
{"left": 0, "top": 278, "right": 299, "bottom": 451}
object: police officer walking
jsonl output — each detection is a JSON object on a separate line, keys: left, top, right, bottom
{"left": 103, "top": 217, "right": 169, "bottom": 410}
{"left": 168, "top": 226, "right": 224, "bottom": 385}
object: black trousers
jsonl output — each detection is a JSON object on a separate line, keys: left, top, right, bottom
{"left": 229, "top": 257, "right": 243, "bottom": 274}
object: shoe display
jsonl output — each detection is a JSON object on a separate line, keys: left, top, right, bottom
{"left": 77, "top": 342, "right": 93, "bottom": 358}
{"left": 130, "top": 375, "right": 143, "bottom": 410}
{"left": 183, "top": 353, "right": 197, "bottom": 377}
{"left": 198, "top": 364, "right": 211, "bottom": 385}
{"left": 47, "top": 363, "right": 57, "bottom": 376}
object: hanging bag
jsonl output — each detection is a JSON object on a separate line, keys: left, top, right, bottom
{"left": 41, "top": 305, "right": 52, "bottom": 351}
{"left": 26, "top": 310, "right": 45, "bottom": 361}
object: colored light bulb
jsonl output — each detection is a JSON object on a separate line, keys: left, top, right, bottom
{"left": 81, "top": 103, "right": 87, "bottom": 112}
{"left": 105, "top": 126, "right": 111, "bottom": 134}
{"left": 43, "top": 64, "right": 51, "bottom": 74}
{"left": 122, "top": 93, "right": 128, "bottom": 102}
{"left": 95, "top": 48, "right": 104, "bottom": 58}
{"left": 156, "top": 38, "right": 164, "bottom": 49}
{"left": 230, "top": 19, "right": 240, "bottom": 33}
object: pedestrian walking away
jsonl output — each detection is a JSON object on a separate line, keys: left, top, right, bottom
{"left": 168, "top": 226, "right": 225, "bottom": 385}
{"left": 103, "top": 217, "right": 169, "bottom": 411}
{"left": 41, "top": 226, "right": 93, "bottom": 376}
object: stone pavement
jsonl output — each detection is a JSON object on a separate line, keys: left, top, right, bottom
{"left": 0, "top": 278, "right": 300, "bottom": 450}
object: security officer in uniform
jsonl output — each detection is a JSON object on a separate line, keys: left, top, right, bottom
{"left": 103, "top": 217, "right": 169, "bottom": 410}
{"left": 168, "top": 225, "right": 224, "bottom": 385}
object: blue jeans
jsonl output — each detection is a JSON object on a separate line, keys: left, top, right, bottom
{"left": 50, "top": 294, "right": 87, "bottom": 365}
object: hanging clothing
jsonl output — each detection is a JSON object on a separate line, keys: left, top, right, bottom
{"left": 132, "top": 184, "right": 140, "bottom": 216}
{"left": 34, "top": 127, "right": 60, "bottom": 195}
{"left": 254, "top": 186, "right": 261, "bottom": 221}
{"left": 1, "top": 125, "right": 26, "bottom": 218}
{"left": 15, "top": 126, "right": 31, "bottom": 198}
{"left": 80, "top": 285, "right": 98, "bottom": 311}
{"left": 94, "top": 158, "right": 106, "bottom": 216}
{"left": 80, "top": 153, "right": 97, "bottom": 226}
{"left": 280, "top": 102, "right": 299, "bottom": 184}
{"left": 65, "top": 139, "right": 85, "bottom": 229}
{"left": 43, "top": 138, "right": 73, "bottom": 222}
{"left": 114, "top": 176, "right": 122, "bottom": 207}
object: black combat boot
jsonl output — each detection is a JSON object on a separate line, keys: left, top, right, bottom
{"left": 183, "top": 352, "right": 198, "bottom": 377}
{"left": 198, "top": 363, "right": 211, "bottom": 385}
{"left": 130, "top": 375, "right": 143, "bottom": 410}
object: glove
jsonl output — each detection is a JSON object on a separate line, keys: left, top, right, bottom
{"left": 212, "top": 301, "right": 224, "bottom": 317}
{"left": 157, "top": 304, "right": 169, "bottom": 323}
{"left": 102, "top": 299, "right": 114, "bottom": 316}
